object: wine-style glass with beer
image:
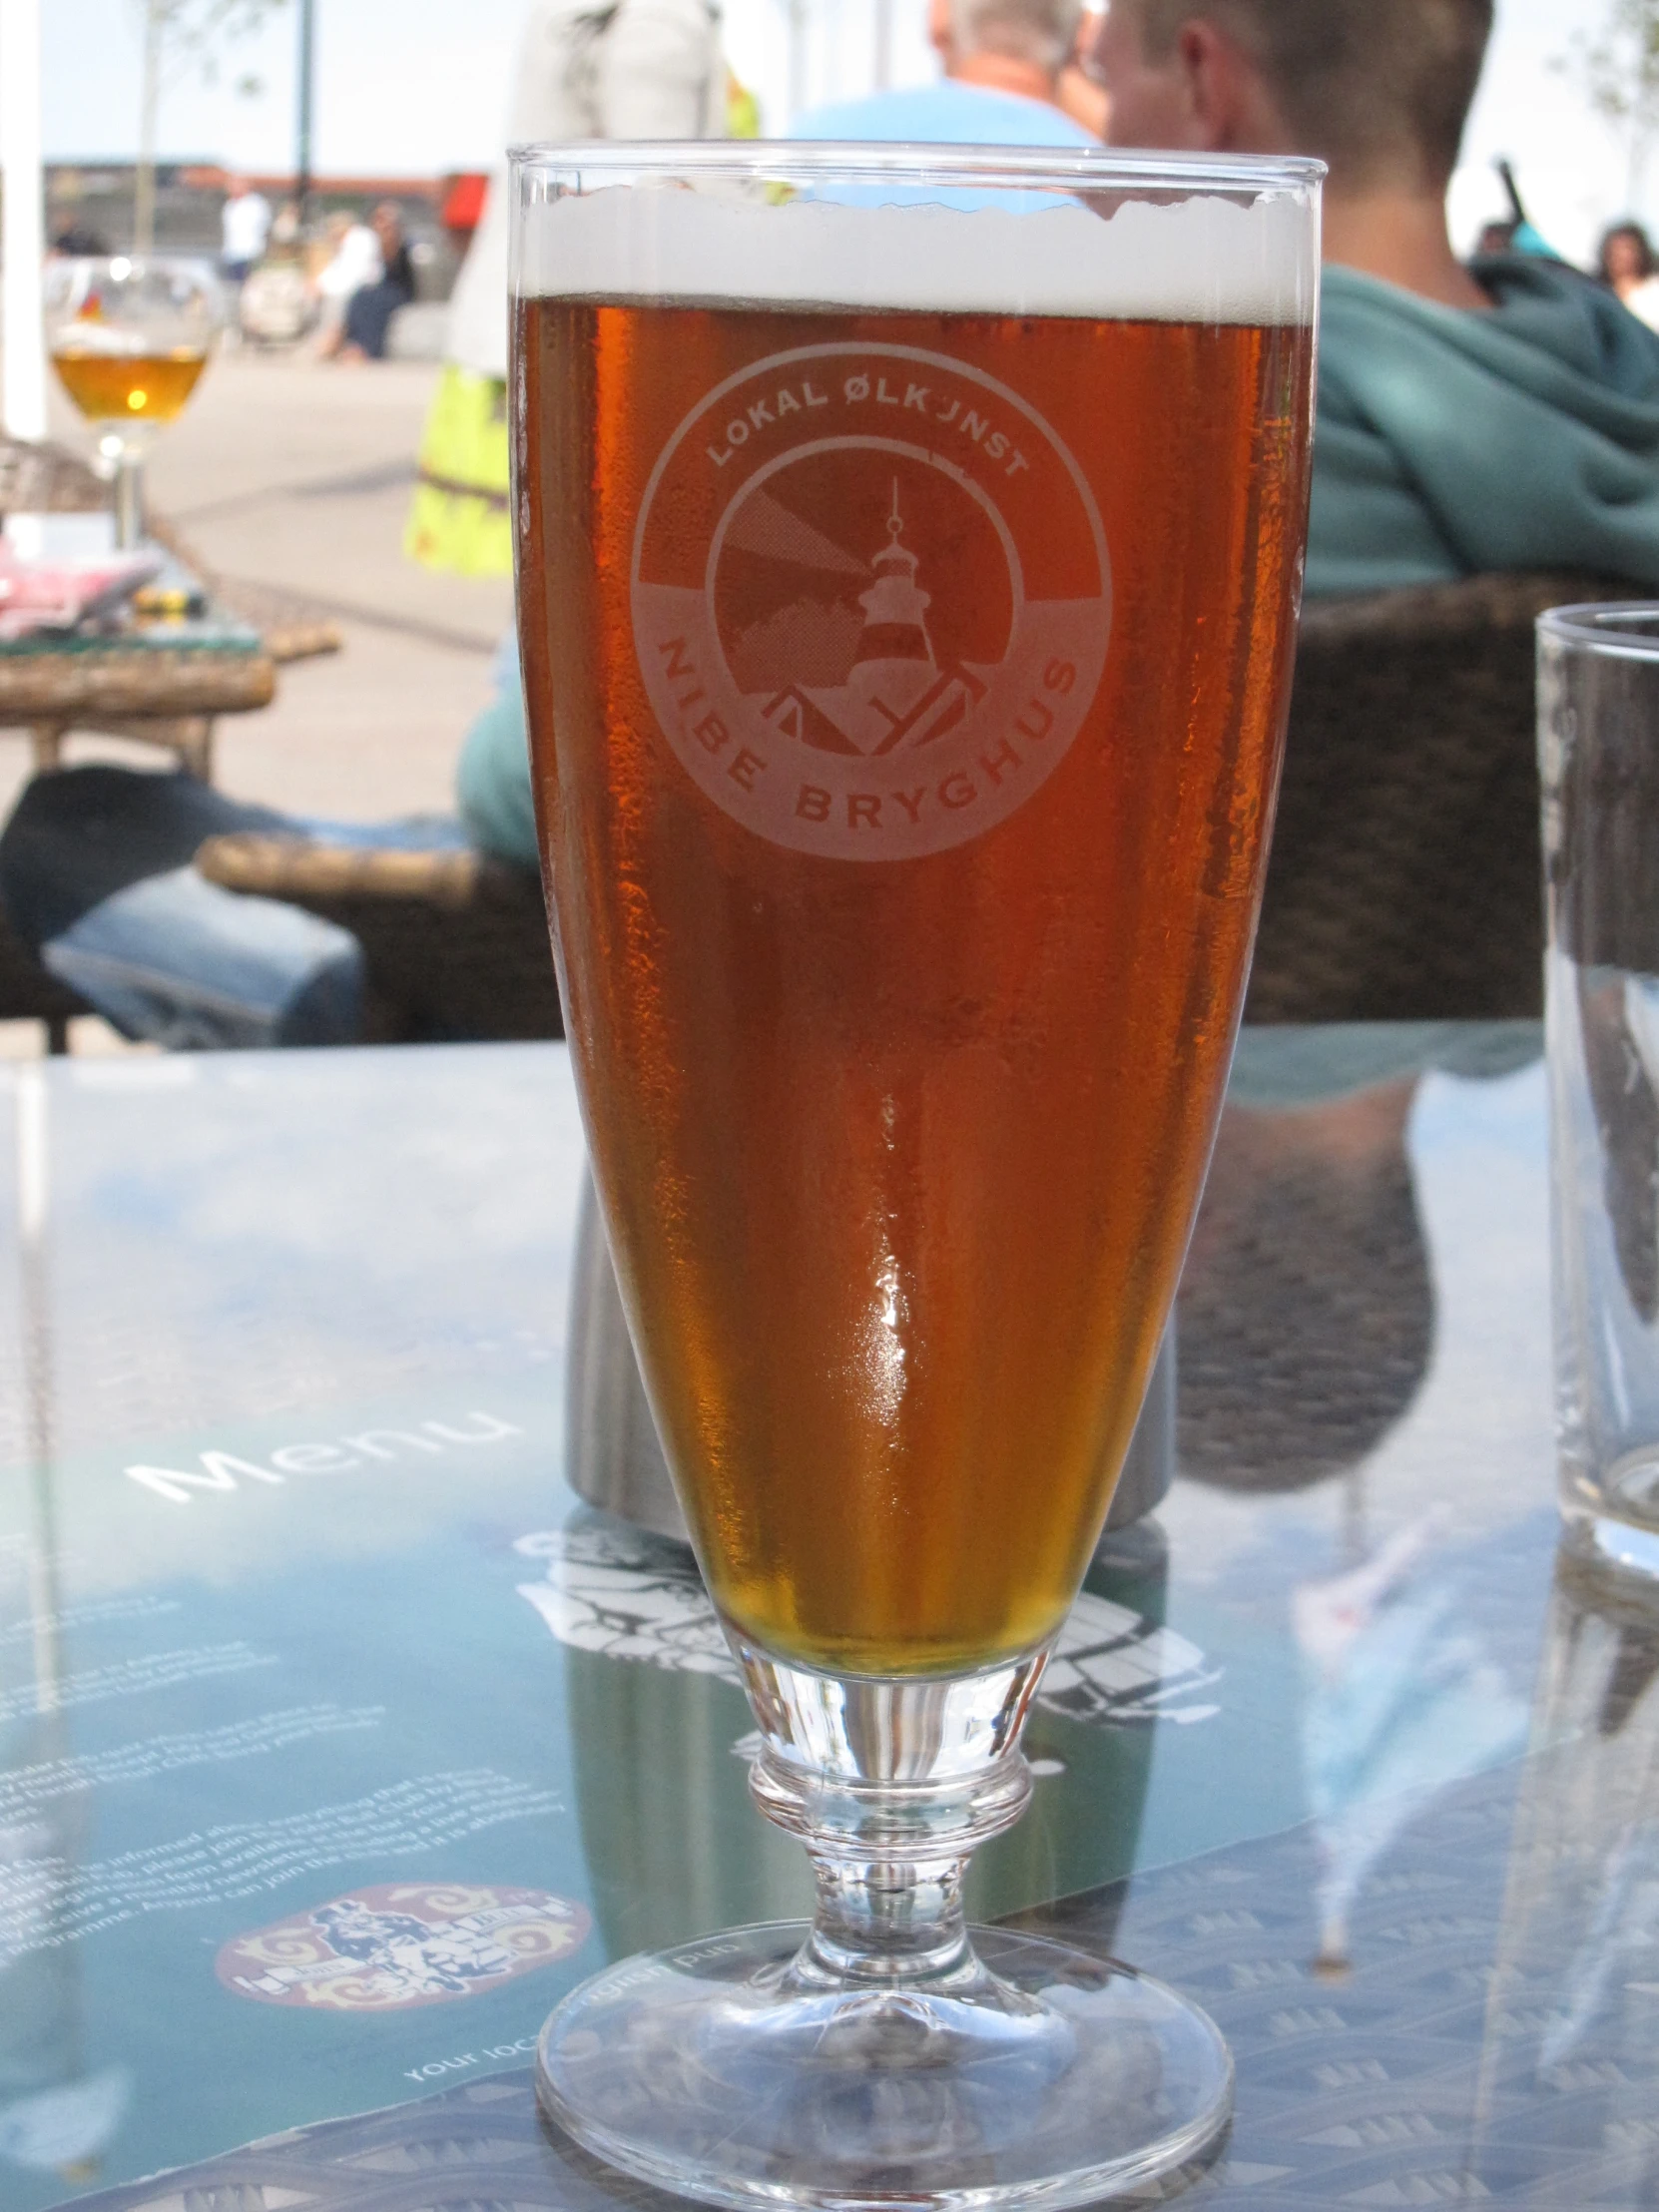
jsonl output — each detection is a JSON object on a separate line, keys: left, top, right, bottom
{"left": 513, "top": 143, "right": 1321, "bottom": 2211}
{"left": 45, "top": 258, "right": 225, "bottom": 548}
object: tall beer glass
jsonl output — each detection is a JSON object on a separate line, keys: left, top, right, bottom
{"left": 512, "top": 143, "right": 1320, "bottom": 2210}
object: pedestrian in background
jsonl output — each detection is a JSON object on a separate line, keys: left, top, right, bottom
{"left": 407, "top": 0, "right": 731, "bottom": 578}
{"left": 1599, "top": 222, "right": 1659, "bottom": 332}
{"left": 220, "top": 175, "right": 272, "bottom": 285}
{"left": 793, "top": 0, "right": 1096, "bottom": 144}
{"left": 334, "top": 203, "right": 417, "bottom": 362}
{"left": 309, "top": 211, "right": 382, "bottom": 356}
{"left": 1097, "top": 0, "right": 1659, "bottom": 594}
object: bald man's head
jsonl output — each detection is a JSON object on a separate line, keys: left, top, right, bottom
{"left": 931, "top": 0, "right": 1086, "bottom": 77}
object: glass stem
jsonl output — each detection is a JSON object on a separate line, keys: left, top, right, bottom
{"left": 731, "top": 1629, "right": 1051, "bottom": 1988}
{"left": 114, "top": 453, "right": 145, "bottom": 549}
{"left": 804, "top": 1852, "right": 972, "bottom": 1983}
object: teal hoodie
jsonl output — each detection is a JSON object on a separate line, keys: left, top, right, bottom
{"left": 1309, "top": 257, "right": 1659, "bottom": 595}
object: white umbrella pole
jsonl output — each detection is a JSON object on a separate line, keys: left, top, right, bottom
{"left": 786, "top": 0, "right": 809, "bottom": 122}
{"left": 1, "top": 0, "right": 48, "bottom": 442}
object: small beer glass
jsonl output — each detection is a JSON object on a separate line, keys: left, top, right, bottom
{"left": 45, "top": 256, "right": 225, "bottom": 548}
{"left": 512, "top": 143, "right": 1321, "bottom": 2210}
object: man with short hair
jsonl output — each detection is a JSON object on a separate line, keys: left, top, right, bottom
{"left": 793, "top": 0, "right": 1096, "bottom": 147}
{"left": 1096, "top": 0, "right": 1659, "bottom": 593}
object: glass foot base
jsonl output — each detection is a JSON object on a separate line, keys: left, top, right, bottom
{"left": 536, "top": 1920, "right": 1232, "bottom": 2212}
{"left": 1569, "top": 1507, "right": 1659, "bottom": 1582}
{"left": 1563, "top": 1454, "right": 1659, "bottom": 1582}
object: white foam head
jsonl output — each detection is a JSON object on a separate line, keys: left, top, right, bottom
{"left": 513, "top": 156, "right": 1319, "bottom": 326}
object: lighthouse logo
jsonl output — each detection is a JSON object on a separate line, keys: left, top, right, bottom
{"left": 755, "top": 480, "right": 994, "bottom": 761}
{"left": 632, "top": 341, "right": 1110, "bottom": 861}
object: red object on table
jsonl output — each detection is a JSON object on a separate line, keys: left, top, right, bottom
{"left": 0, "top": 548, "right": 160, "bottom": 639}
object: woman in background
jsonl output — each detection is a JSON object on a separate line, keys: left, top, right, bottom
{"left": 335, "top": 203, "right": 417, "bottom": 362}
{"left": 1599, "top": 222, "right": 1659, "bottom": 332}
{"left": 310, "top": 211, "right": 382, "bottom": 356}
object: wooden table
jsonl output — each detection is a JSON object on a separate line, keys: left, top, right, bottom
{"left": 0, "top": 615, "right": 277, "bottom": 782}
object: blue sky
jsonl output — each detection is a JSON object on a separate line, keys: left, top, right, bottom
{"left": 44, "top": 0, "right": 1636, "bottom": 263}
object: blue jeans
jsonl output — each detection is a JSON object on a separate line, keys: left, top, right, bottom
{"left": 41, "top": 866, "right": 362, "bottom": 1049}
{"left": 0, "top": 767, "right": 468, "bottom": 1050}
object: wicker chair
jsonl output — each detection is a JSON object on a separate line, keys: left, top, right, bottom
{"left": 1246, "top": 568, "right": 1648, "bottom": 1024}
{"left": 194, "top": 834, "right": 563, "bottom": 1042}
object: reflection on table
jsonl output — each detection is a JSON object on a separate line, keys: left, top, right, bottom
{"left": 1, "top": 1024, "right": 1646, "bottom": 2211}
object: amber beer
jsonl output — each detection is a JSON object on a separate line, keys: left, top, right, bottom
{"left": 518, "top": 292, "right": 1312, "bottom": 1678}
{"left": 51, "top": 346, "right": 208, "bottom": 425}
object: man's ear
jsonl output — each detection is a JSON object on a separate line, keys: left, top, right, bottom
{"left": 927, "top": 0, "right": 955, "bottom": 63}
{"left": 1173, "top": 18, "right": 1287, "bottom": 153}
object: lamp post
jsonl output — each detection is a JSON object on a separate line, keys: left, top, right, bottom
{"left": 134, "top": 0, "right": 164, "bottom": 252}
{"left": 0, "top": 0, "right": 47, "bottom": 441}
{"left": 296, "top": 0, "right": 315, "bottom": 225}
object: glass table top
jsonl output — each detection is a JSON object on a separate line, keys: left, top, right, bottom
{"left": 0, "top": 1024, "right": 1652, "bottom": 2211}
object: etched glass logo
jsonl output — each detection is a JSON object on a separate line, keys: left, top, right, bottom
{"left": 632, "top": 341, "right": 1111, "bottom": 860}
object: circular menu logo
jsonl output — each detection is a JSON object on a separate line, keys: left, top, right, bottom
{"left": 632, "top": 341, "right": 1110, "bottom": 861}
{"left": 217, "top": 1882, "right": 589, "bottom": 2010}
